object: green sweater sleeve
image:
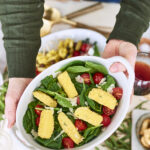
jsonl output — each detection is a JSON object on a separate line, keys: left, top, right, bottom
{"left": 108, "top": 0, "right": 150, "bottom": 46}
{"left": 0, "top": 0, "right": 44, "bottom": 78}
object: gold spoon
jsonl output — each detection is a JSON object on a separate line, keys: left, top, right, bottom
{"left": 41, "top": 6, "right": 77, "bottom": 37}
{"left": 41, "top": 3, "right": 107, "bottom": 37}
{"left": 43, "top": 3, "right": 103, "bottom": 23}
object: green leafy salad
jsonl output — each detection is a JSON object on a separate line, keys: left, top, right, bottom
{"left": 0, "top": 81, "right": 8, "bottom": 121}
{"left": 23, "top": 60, "right": 123, "bottom": 149}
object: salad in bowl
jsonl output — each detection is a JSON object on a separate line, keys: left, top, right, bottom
{"left": 16, "top": 56, "right": 134, "bottom": 150}
{"left": 36, "top": 29, "right": 106, "bottom": 74}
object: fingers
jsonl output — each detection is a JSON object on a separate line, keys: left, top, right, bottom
{"left": 5, "top": 95, "right": 18, "bottom": 128}
{"left": 102, "top": 39, "right": 123, "bottom": 58}
{"left": 110, "top": 62, "right": 126, "bottom": 73}
{"left": 119, "top": 42, "right": 137, "bottom": 68}
{"left": 102, "top": 40, "right": 137, "bottom": 74}
{"left": 102, "top": 42, "right": 116, "bottom": 58}
{"left": 4, "top": 78, "right": 33, "bottom": 128}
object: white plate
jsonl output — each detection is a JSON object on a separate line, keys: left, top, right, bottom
{"left": 16, "top": 55, "right": 134, "bottom": 150}
{"left": 132, "top": 109, "right": 150, "bottom": 150}
{"left": 40, "top": 28, "right": 106, "bottom": 54}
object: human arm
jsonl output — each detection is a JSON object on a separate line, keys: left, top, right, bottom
{"left": 103, "top": 0, "right": 150, "bottom": 72}
{"left": 0, "top": 0, "right": 44, "bottom": 127}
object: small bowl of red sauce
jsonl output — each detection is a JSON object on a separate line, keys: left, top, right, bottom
{"left": 134, "top": 52, "right": 150, "bottom": 95}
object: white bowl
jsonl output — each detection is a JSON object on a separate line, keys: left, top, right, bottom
{"left": 40, "top": 28, "right": 106, "bottom": 54}
{"left": 16, "top": 55, "right": 134, "bottom": 150}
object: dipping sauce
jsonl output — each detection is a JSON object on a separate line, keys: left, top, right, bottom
{"left": 135, "top": 62, "right": 150, "bottom": 81}
{"left": 134, "top": 52, "right": 150, "bottom": 96}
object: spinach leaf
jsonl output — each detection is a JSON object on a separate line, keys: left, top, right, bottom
{"left": 35, "top": 117, "right": 62, "bottom": 149}
{"left": 93, "top": 44, "right": 100, "bottom": 57}
{"left": 84, "top": 126, "right": 101, "bottom": 138}
{"left": 83, "top": 126, "right": 101, "bottom": 142}
{"left": 41, "top": 75, "right": 60, "bottom": 92}
{"left": 84, "top": 87, "right": 101, "bottom": 113}
{"left": 23, "top": 109, "right": 32, "bottom": 133}
{"left": 68, "top": 73, "right": 78, "bottom": 80}
{"left": 86, "top": 96, "right": 101, "bottom": 113}
{"left": 67, "top": 114, "right": 75, "bottom": 123}
{"left": 84, "top": 128, "right": 101, "bottom": 143}
{"left": 37, "top": 88, "right": 55, "bottom": 96}
{"left": 58, "top": 89, "right": 67, "bottom": 97}
{"left": 38, "top": 87, "right": 66, "bottom": 97}
{"left": 89, "top": 72, "right": 94, "bottom": 85}
{"left": 62, "top": 133, "right": 68, "bottom": 138}
{"left": 54, "top": 116, "right": 62, "bottom": 132}
{"left": 37, "top": 88, "right": 73, "bottom": 108}
{"left": 78, "top": 126, "right": 101, "bottom": 146}
{"left": 85, "top": 61, "right": 108, "bottom": 75}
{"left": 35, "top": 132, "right": 62, "bottom": 149}
{"left": 56, "top": 60, "right": 85, "bottom": 72}
{"left": 68, "top": 72, "right": 88, "bottom": 95}
{"left": 54, "top": 93, "right": 73, "bottom": 108}
{"left": 73, "top": 81, "right": 84, "bottom": 95}
{"left": 67, "top": 66, "right": 91, "bottom": 73}
{"left": 79, "top": 83, "right": 86, "bottom": 106}
{"left": 101, "top": 75, "right": 116, "bottom": 91}
{"left": 23, "top": 100, "right": 38, "bottom": 133}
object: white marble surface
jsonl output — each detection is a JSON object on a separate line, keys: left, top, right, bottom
{"left": 45, "top": 0, "right": 120, "bottom": 32}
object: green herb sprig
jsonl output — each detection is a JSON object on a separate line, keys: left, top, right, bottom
{"left": 0, "top": 81, "right": 8, "bottom": 121}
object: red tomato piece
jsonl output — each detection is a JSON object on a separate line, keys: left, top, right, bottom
{"left": 103, "top": 106, "right": 116, "bottom": 116}
{"left": 81, "top": 73, "right": 91, "bottom": 84}
{"left": 81, "top": 43, "right": 91, "bottom": 52}
{"left": 102, "top": 114, "right": 111, "bottom": 127}
{"left": 77, "top": 96, "right": 80, "bottom": 105}
{"left": 36, "top": 116, "right": 40, "bottom": 126}
{"left": 93, "top": 72, "right": 104, "bottom": 84}
{"left": 36, "top": 68, "right": 41, "bottom": 76}
{"left": 112, "top": 87, "right": 123, "bottom": 100}
{"left": 73, "top": 51, "right": 80, "bottom": 57}
{"left": 62, "top": 137, "right": 74, "bottom": 148}
{"left": 35, "top": 105, "right": 43, "bottom": 116}
{"left": 75, "top": 119, "right": 87, "bottom": 131}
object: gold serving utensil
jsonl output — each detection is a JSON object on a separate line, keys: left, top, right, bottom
{"left": 41, "top": 3, "right": 107, "bottom": 37}
{"left": 44, "top": 2, "right": 103, "bottom": 20}
{"left": 41, "top": 6, "right": 76, "bottom": 37}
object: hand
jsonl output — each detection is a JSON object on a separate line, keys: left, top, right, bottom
{"left": 102, "top": 39, "right": 137, "bottom": 73}
{"left": 5, "top": 78, "right": 32, "bottom": 128}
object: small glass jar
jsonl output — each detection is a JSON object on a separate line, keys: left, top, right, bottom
{"left": 134, "top": 52, "right": 150, "bottom": 96}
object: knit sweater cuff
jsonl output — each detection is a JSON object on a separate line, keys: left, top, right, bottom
{"left": 0, "top": 0, "right": 44, "bottom": 78}
{"left": 6, "top": 47, "right": 38, "bottom": 78}
{"left": 108, "top": 0, "right": 150, "bottom": 47}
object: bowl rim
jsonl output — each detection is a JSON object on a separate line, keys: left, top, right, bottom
{"left": 40, "top": 28, "right": 106, "bottom": 52}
